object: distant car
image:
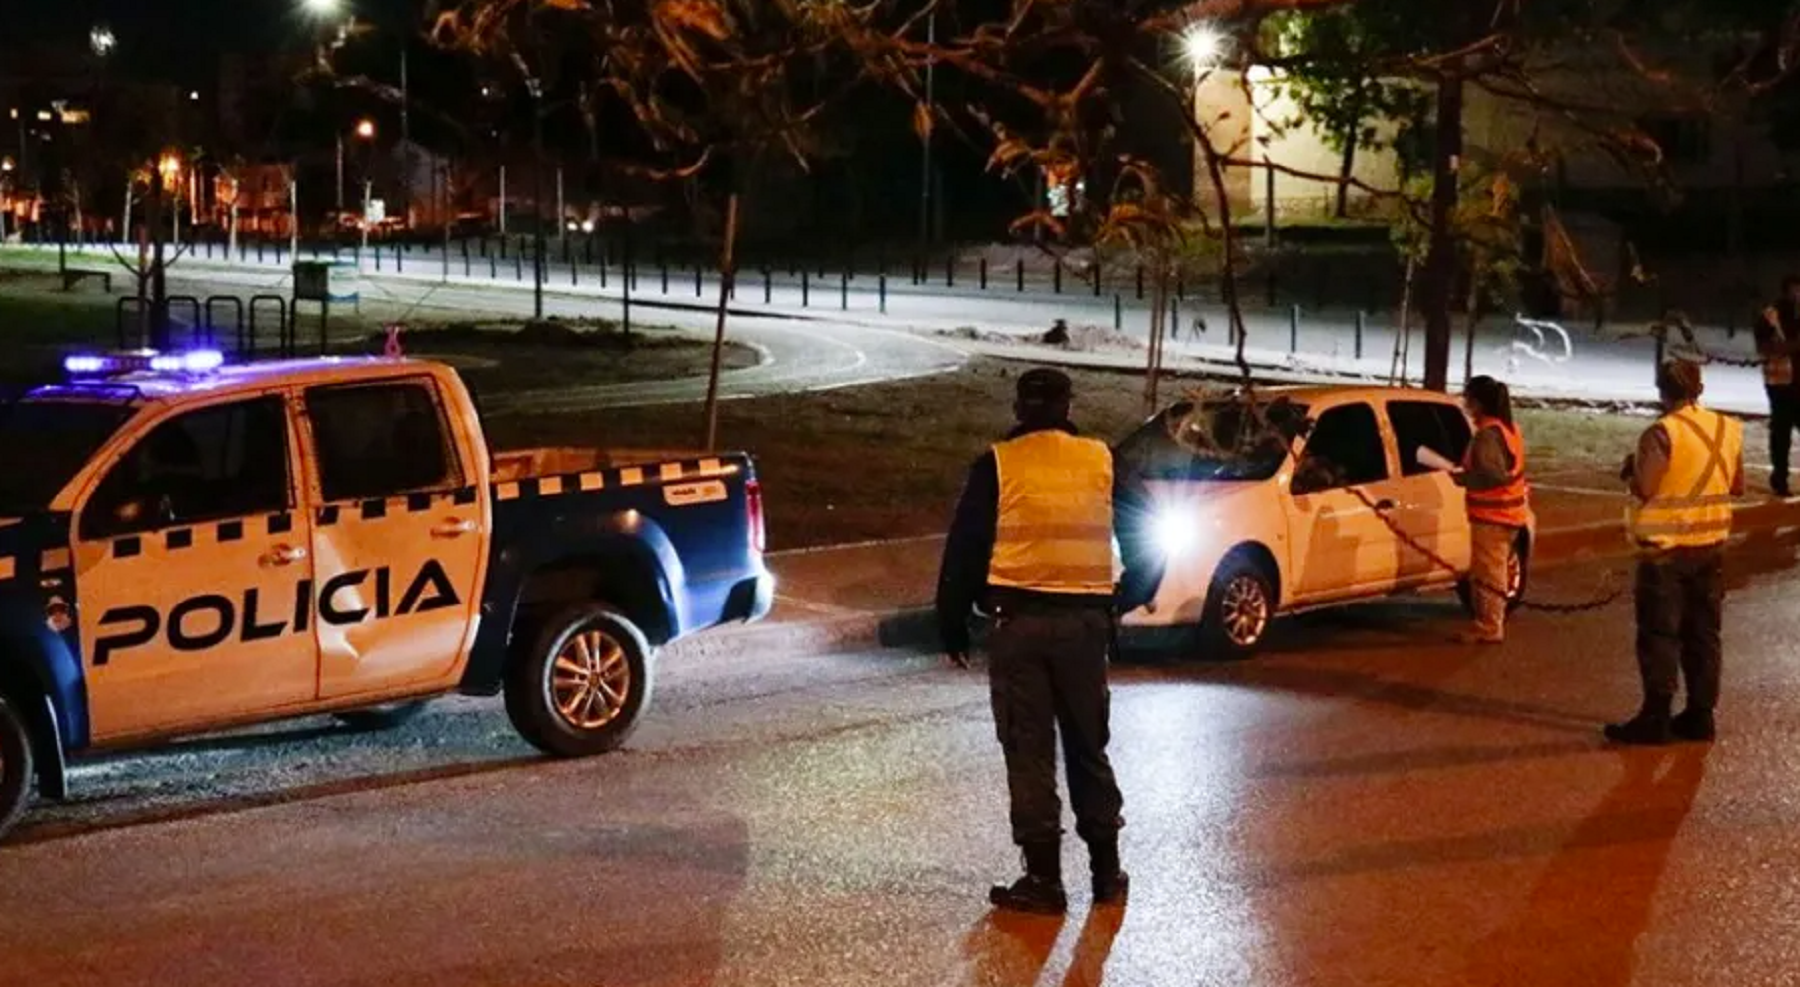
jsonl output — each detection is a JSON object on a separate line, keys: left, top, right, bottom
{"left": 1116, "top": 385, "right": 1534, "bottom": 657}
{"left": 0, "top": 351, "right": 773, "bottom": 841}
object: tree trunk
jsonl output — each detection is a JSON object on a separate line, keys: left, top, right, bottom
{"left": 1336, "top": 129, "right": 1358, "bottom": 220}
{"left": 703, "top": 191, "right": 741, "bottom": 451}
{"left": 144, "top": 180, "right": 170, "bottom": 350}
{"left": 1145, "top": 257, "right": 1169, "bottom": 413}
{"left": 1420, "top": 73, "right": 1465, "bottom": 392}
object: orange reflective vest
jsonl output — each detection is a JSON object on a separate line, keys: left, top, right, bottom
{"left": 988, "top": 431, "right": 1117, "bottom": 595}
{"left": 1463, "top": 417, "right": 1530, "bottom": 527}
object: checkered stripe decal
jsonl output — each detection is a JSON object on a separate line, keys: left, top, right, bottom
{"left": 492, "top": 458, "right": 734, "bottom": 503}
{"left": 0, "top": 457, "right": 742, "bottom": 576}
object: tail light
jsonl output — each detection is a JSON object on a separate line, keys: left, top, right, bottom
{"left": 746, "top": 479, "right": 766, "bottom": 554}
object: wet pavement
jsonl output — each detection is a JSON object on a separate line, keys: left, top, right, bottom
{"left": 6, "top": 538, "right": 1800, "bottom": 986}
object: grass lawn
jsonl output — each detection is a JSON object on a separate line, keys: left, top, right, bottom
{"left": 484, "top": 362, "right": 1674, "bottom": 551}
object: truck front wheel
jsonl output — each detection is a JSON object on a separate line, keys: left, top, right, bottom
{"left": 0, "top": 694, "right": 36, "bottom": 842}
{"left": 505, "top": 603, "right": 654, "bottom": 757}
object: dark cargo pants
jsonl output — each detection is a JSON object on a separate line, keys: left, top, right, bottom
{"left": 1635, "top": 546, "right": 1725, "bottom": 711}
{"left": 987, "top": 603, "right": 1124, "bottom": 847}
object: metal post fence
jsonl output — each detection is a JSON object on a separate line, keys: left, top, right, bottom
{"left": 1290, "top": 304, "right": 1300, "bottom": 352}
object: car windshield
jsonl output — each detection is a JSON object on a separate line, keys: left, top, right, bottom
{"left": 1116, "top": 396, "right": 1309, "bottom": 482}
{"left": 0, "top": 399, "right": 136, "bottom": 515}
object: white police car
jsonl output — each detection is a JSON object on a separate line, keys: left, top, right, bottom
{"left": 0, "top": 349, "right": 773, "bottom": 840}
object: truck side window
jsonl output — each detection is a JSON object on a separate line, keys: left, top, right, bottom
{"left": 1388, "top": 401, "right": 1473, "bottom": 477}
{"left": 82, "top": 396, "right": 291, "bottom": 540}
{"left": 1293, "top": 403, "right": 1388, "bottom": 494}
{"left": 307, "top": 381, "right": 459, "bottom": 501}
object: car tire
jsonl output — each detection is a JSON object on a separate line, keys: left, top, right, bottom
{"left": 1457, "top": 534, "right": 1531, "bottom": 616}
{"left": 504, "top": 603, "right": 654, "bottom": 758}
{"left": 332, "top": 700, "right": 432, "bottom": 732}
{"left": 0, "top": 694, "right": 36, "bottom": 843}
{"left": 1200, "top": 555, "right": 1277, "bottom": 660}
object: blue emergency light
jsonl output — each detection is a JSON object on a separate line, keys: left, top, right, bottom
{"left": 63, "top": 349, "right": 226, "bottom": 378}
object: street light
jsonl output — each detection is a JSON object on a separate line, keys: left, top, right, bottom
{"left": 300, "top": 0, "right": 342, "bottom": 16}
{"left": 89, "top": 26, "right": 116, "bottom": 58}
{"left": 1181, "top": 24, "right": 1225, "bottom": 72}
{"left": 355, "top": 118, "right": 376, "bottom": 140}
{"left": 157, "top": 154, "right": 182, "bottom": 191}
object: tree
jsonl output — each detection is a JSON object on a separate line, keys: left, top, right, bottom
{"left": 436, "top": 0, "right": 890, "bottom": 448}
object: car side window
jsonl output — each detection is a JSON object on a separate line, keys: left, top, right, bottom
{"left": 82, "top": 396, "right": 291, "bottom": 540}
{"left": 306, "top": 380, "right": 460, "bottom": 502}
{"left": 1388, "top": 401, "right": 1473, "bottom": 477}
{"left": 1293, "top": 403, "right": 1389, "bottom": 494}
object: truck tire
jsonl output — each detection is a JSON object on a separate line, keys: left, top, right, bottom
{"left": 333, "top": 700, "right": 432, "bottom": 732}
{"left": 0, "top": 694, "right": 36, "bottom": 843}
{"left": 505, "top": 603, "right": 654, "bottom": 758}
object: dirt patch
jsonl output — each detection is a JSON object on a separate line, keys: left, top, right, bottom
{"left": 485, "top": 360, "right": 1687, "bottom": 551}
{"left": 937, "top": 323, "right": 1144, "bottom": 353}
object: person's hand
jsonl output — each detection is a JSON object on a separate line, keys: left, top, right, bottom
{"left": 945, "top": 650, "right": 972, "bottom": 670}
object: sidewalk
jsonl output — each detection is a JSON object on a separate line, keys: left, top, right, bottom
{"left": 666, "top": 478, "right": 1800, "bottom": 662}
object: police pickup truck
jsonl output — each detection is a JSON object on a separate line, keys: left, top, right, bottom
{"left": 0, "top": 350, "right": 773, "bottom": 840}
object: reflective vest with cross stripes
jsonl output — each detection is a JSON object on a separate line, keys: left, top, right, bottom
{"left": 1631, "top": 405, "right": 1743, "bottom": 550}
{"left": 1462, "top": 417, "right": 1530, "bottom": 528}
{"left": 988, "top": 430, "right": 1117, "bottom": 595}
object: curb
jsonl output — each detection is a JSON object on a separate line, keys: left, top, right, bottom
{"left": 674, "top": 500, "right": 1800, "bottom": 662}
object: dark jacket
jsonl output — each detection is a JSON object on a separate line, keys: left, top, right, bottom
{"left": 935, "top": 421, "right": 1165, "bottom": 654}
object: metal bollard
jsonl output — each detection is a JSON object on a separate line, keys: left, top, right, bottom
{"left": 1054, "top": 261, "right": 1062, "bottom": 294}
{"left": 1136, "top": 266, "right": 1144, "bottom": 300}
{"left": 946, "top": 255, "right": 955, "bottom": 288}
{"left": 1114, "top": 294, "right": 1122, "bottom": 331}
{"left": 764, "top": 268, "right": 772, "bottom": 304}
{"left": 802, "top": 270, "right": 810, "bottom": 307}
{"left": 1355, "top": 310, "right": 1365, "bottom": 360}
{"left": 1017, "top": 259, "right": 1025, "bottom": 293}
{"left": 662, "top": 263, "right": 670, "bottom": 295}
{"left": 695, "top": 265, "right": 703, "bottom": 298}
{"left": 1290, "top": 304, "right": 1300, "bottom": 352}
{"left": 980, "top": 258, "right": 988, "bottom": 290}
{"left": 880, "top": 273, "right": 888, "bottom": 314}
{"left": 841, "top": 270, "right": 849, "bottom": 310}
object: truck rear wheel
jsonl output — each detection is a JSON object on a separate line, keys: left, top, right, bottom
{"left": 0, "top": 694, "right": 36, "bottom": 842}
{"left": 505, "top": 603, "right": 654, "bottom": 757}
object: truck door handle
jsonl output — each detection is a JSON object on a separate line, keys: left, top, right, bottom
{"left": 262, "top": 544, "right": 308, "bottom": 567}
{"left": 432, "top": 518, "right": 477, "bottom": 539}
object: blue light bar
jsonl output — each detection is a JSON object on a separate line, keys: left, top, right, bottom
{"left": 64, "top": 349, "right": 225, "bottom": 377}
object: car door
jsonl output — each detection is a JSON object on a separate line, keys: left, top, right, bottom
{"left": 1283, "top": 401, "right": 1410, "bottom": 602}
{"left": 1384, "top": 398, "right": 1474, "bottom": 585}
{"left": 77, "top": 392, "right": 318, "bottom": 744}
{"left": 300, "top": 376, "right": 486, "bottom": 702}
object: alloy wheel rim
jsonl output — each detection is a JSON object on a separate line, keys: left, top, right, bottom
{"left": 1221, "top": 574, "right": 1270, "bottom": 646}
{"left": 549, "top": 627, "right": 632, "bottom": 731}
{"left": 1507, "top": 552, "right": 1523, "bottom": 599}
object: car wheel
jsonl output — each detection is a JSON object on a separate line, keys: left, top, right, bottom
{"left": 332, "top": 700, "right": 432, "bottom": 732}
{"left": 1201, "top": 556, "right": 1277, "bottom": 659}
{"left": 1458, "top": 535, "right": 1531, "bottom": 615}
{"left": 505, "top": 603, "right": 654, "bottom": 758}
{"left": 0, "top": 694, "right": 36, "bottom": 843}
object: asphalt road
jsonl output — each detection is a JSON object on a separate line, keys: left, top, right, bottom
{"left": 7, "top": 538, "right": 1800, "bottom": 986}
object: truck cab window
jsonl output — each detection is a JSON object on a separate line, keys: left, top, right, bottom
{"left": 82, "top": 397, "right": 291, "bottom": 539}
{"left": 307, "top": 381, "right": 458, "bottom": 501}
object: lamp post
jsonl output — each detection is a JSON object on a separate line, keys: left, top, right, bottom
{"left": 304, "top": 0, "right": 411, "bottom": 222}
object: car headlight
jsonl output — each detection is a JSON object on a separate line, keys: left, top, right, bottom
{"left": 1153, "top": 508, "right": 1201, "bottom": 558}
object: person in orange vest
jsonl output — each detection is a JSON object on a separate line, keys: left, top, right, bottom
{"left": 1608, "top": 360, "right": 1744, "bottom": 744}
{"left": 937, "top": 368, "right": 1163, "bottom": 914}
{"left": 1453, "top": 376, "right": 1529, "bottom": 644}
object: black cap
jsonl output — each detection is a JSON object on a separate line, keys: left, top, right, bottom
{"left": 1016, "top": 368, "right": 1073, "bottom": 406}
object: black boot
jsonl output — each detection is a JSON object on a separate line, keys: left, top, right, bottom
{"left": 1671, "top": 707, "right": 1717, "bottom": 742}
{"left": 989, "top": 840, "right": 1067, "bottom": 914}
{"left": 1088, "top": 835, "right": 1129, "bottom": 907}
{"left": 1604, "top": 695, "right": 1673, "bottom": 746}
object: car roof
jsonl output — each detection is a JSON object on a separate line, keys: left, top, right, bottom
{"left": 30, "top": 357, "right": 435, "bottom": 404}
